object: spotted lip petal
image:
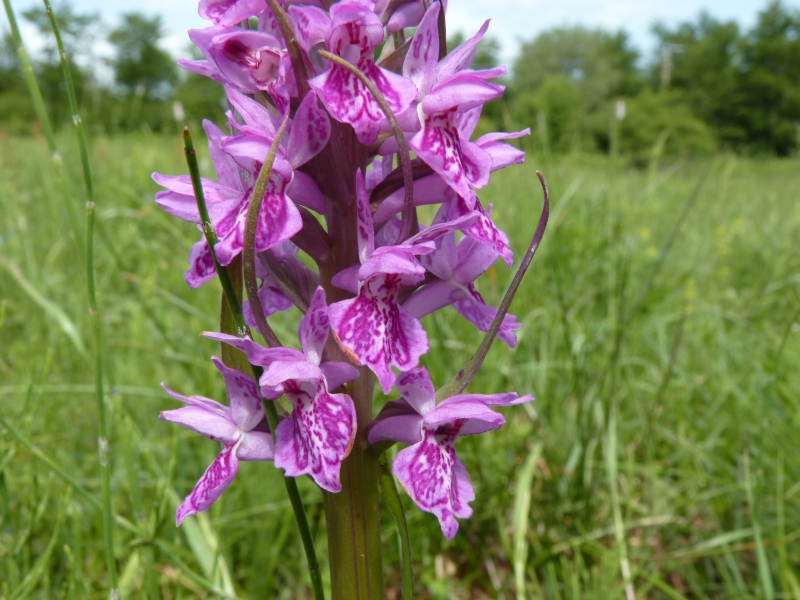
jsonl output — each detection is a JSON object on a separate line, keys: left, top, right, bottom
{"left": 274, "top": 380, "right": 356, "bottom": 492}
{"left": 393, "top": 431, "right": 474, "bottom": 540}
{"left": 212, "top": 167, "right": 303, "bottom": 267}
{"left": 368, "top": 367, "right": 532, "bottom": 537}
{"left": 409, "top": 109, "right": 492, "bottom": 208}
{"left": 176, "top": 443, "right": 240, "bottom": 525}
{"left": 309, "top": 0, "right": 417, "bottom": 144}
{"left": 185, "top": 237, "right": 217, "bottom": 289}
{"left": 329, "top": 272, "right": 429, "bottom": 394}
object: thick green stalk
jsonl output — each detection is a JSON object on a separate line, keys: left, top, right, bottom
{"left": 183, "top": 130, "right": 324, "bottom": 600}
{"left": 314, "top": 71, "right": 385, "bottom": 592}
{"left": 323, "top": 367, "right": 383, "bottom": 600}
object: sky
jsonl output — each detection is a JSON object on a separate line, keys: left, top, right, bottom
{"left": 5, "top": 0, "right": 796, "bottom": 69}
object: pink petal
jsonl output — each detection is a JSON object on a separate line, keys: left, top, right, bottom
{"left": 396, "top": 367, "right": 436, "bottom": 416}
{"left": 204, "top": 119, "right": 244, "bottom": 190}
{"left": 372, "top": 173, "right": 451, "bottom": 223}
{"left": 242, "top": 280, "right": 293, "bottom": 327}
{"left": 449, "top": 199, "right": 513, "bottom": 267}
{"left": 402, "top": 280, "right": 459, "bottom": 319}
{"left": 393, "top": 432, "right": 474, "bottom": 539}
{"left": 261, "top": 360, "right": 324, "bottom": 388}
{"left": 358, "top": 250, "right": 426, "bottom": 284}
{"left": 466, "top": 392, "right": 535, "bottom": 407}
{"left": 225, "top": 85, "right": 278, "bottom": 137}
{"left": 199, "top": 0, "right": 265, "bottom": 25}
{"left": 319, "top": 361, "right": 360, "bottom": 391}
{"left": 453, "top": 288, "right": 520, "bottom": 347}
{"left": 160, "top": 405, "right": 238, "bottom": 442}
{"left": 299, "top": 287, "right": 329, "bottom": 364}
{"left": 436, "top": 19, "right": 490, "bottom": 80}
{"left": 185, "top": 237, "right": 217, "bottom": 289}
{"left": 410, "top": 110, "right": 492, "bottom": 205}
{"left": 424, "top": 398, "right": 505, "bottom": 432}
{"left": 402, "top": 2, "right": 439, "bottom": 97}
{"left": 274, "top": 381, "right": 356, "bottom": 492}
{"left": 287, "top": 5, "right": 331, "bottom": 53}
{"left": 203, "top": 332, "right": 304, "bottom": 365}
{"left": 211, "top": 356, "right": 264, "bottom": 431}
{"left": 422, "top": 73, "right": 504, "bottom": 114}
{"left": 367, "top": 399, "right": 424, "bottom": 445}
{"left": 356, "top": 169, "right": 374, "bottom": 263}
{"left": 329, "top": 278, "right": 428, "bottom": 393}
{"left": 176, "top": 444, "right": 239, "bottom": 525}
{"left": 237, "top": 430, "right": 275, "bottom": 461}
{"left": 286, "top": 91, "right": 331, "bottom": 168}
{"left": 311, "top": 60, "right": 417, "bottom": 145}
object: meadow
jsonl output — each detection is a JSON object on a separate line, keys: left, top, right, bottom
{"left": 0, "top": 130, "right": 798, "bottom": 598}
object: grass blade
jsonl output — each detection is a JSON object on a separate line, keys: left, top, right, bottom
{"left": 512, "top": 442, "right": 542, "bottom": 600}
{"left": 379, "top": 453, "right": 414, "bottom": 599}
{"left": 0, "top": 256, "right": 87, "bottom": 359}
{"left": 743, "top": 453, "right": 774, "bottom": 600}
{"left": 40, "top": 0, "right": 120, "bottom": 593}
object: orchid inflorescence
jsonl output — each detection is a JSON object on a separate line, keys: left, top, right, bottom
{"left": 153, "top": 0, "right": 548, "bottom": 548}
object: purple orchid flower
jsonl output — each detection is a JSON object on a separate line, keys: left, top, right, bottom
{"left": 199, "top": 0, "right": 267, "bottom": 26}
{"left": 309, "top": 0, "right": 417, "bottom": 144}
{"left": 153, "top": 119, "right": 304, "bottom": 275}
{"left": 328, "top": 170, "right": 479, "bottom": 393}
{"left": 403, "top": 223, "right": 521, "bottom": 347}
{"left": 160, "top": 356, "right": 275, "bottom": 525}
{"left": 402, "top": 6, "right": 506, "bottom": 207}
{"left": 367, "top": 367, "right": 533, "bottom": 538}
{"left": 221, "top": 87, "right": 330, "bottom": 214}
{"left": 180, "top": 25, "right": 293, "bottom": 111}
{"left": 205, "top": 287, "right": 360, "bottom": 492}
{"left": 383, "top": 0, "right": 447, "bottom": 33}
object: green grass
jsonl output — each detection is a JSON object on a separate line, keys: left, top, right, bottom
{"left": 1, "top": 133, "right": 799, "bottom": 598}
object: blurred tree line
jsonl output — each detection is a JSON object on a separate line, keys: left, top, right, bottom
{"left": 0, "top": 3, "right": 224, "bottom": 135}
{"left": 2, "top": 0, "right": 799, "bottom": 157}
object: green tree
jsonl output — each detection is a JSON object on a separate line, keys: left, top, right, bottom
{"left": 513, "top": 75, "right": 583, "bottom": 153}
{"left": 513, "top": 27, "right": 640, "bottom": 112}
{"left": 737, "top": 0, "right": 800, "bottom": 154}
{"left": 0, "top": 31, "right": 36, "bottom": 133}
{"left": 108, "top": 13, "right": 177, "bottom": 100}
{"left": 652, "top": 13, "right": 746, "bottom": 147}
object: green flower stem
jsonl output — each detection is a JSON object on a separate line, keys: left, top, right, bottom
{"left": 378, "top": 454, "right": 414, "bottom": 599}
{"left": 323, "top": 366, "right": 383, "bottom": 600}
{"left": 183, "top": 129, "right": 324, "bottom": 600}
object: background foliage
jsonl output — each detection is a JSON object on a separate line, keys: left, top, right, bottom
{"left": 1, "top": 0, "right": 799, "bottom": 598}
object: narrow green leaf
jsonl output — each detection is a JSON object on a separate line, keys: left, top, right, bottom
{"left": 512, "top": 442, "right": 542, "bottom": 600}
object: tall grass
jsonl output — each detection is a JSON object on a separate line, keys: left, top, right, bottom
{"left": 1, "top": 131, "right": 798, "bottom": 596}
